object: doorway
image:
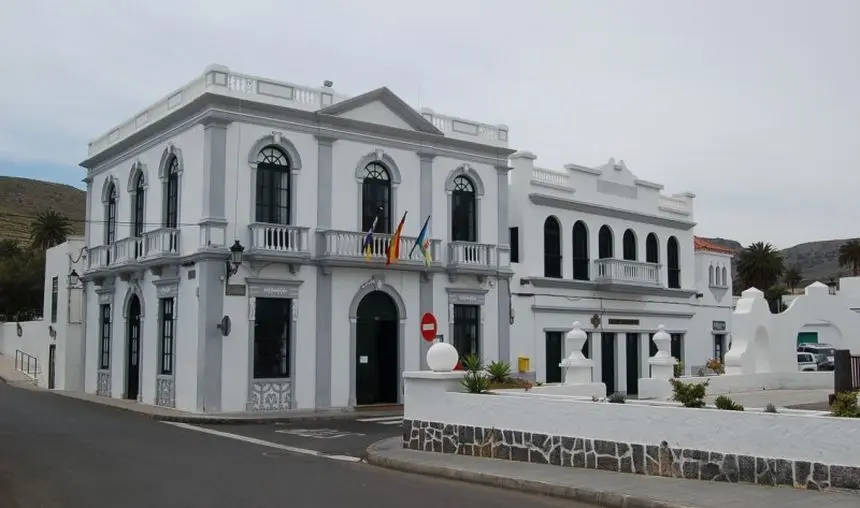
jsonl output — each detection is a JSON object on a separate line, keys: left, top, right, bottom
{"left": 625, "top": 333, "right": 639, "bottom": 396}
{"left": 545, "top": 332, "right": 563, "bottom": 383}
{"left": 355, "top": 291, "right": 399, "bottom": 405}
{"left": 126, "top": 295, "right": 142, "bottom": 400}
{"left": 48, "top": 344, "right": 56, "bottom": 389}
{"left": 601, "top": 333, "right": 616, "bottom": 394}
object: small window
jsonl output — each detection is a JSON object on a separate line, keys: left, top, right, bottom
{"left": 99, "top": 304, "right": 111, "bottom": 369}
{"left": 50, "top": 277, "right": 58, "bottom": 323}
{"left": 509, "top": 227, "right": 519, "bottom": 263}
{"left": 159, "top": 298, "right": 175, "bottom": 375}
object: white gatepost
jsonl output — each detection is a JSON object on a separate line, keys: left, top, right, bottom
{"left": 637, "top": 325, "right": 678, "bottom": 400}
{"left": 561, "top": 321, "right": 594, "bottom": 385}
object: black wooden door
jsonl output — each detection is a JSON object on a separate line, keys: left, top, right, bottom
{"left": 545, "top": 332, "right": 563, "bottom": 383}
{"left": 126, "top": 297, "right": 141, "bottom": 400}
{"left": 356, "top": 320, "right": 398, "bottom": 405}
{"left": 48, "top": 344, "right": 56, "bottom": 389}
{"left": 601, "top": 333, "right": 616, "bottom": 395}
{"left": 625, "top": 333, "right": 639, "bottom": 396}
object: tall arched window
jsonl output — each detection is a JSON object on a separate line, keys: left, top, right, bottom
{"left": 598, "top": 225, "right": 613, "bottom": 259}
{"left": 708, "top": 265, "right": 715, "bottom": 285}
{"left": 572, "top": 221, "right": 589, "bottom": 281}
{"left": 163, "top": 156, "right": 179, "bottom": 229}
{"left": 133, "top": 172, "right": 145, "bottom": 238}
{"left": 622, "top": 229, "right": 637, "bottom": 261}
{"left": 255, "top": 146, "right": 291, "bottom": 224}
{"left": 721, "top": 266, "right": 728, "bottom": 287}
{"left": 667, "top": 236, "right": 681, "bottom": 288}
{"left": 451, "top": 175, "right": 477, "bottom": 242}
{"left": 645, "top": 233, "right": 659, "bottom": 264}
{"left": 543, "top": 216, "right": 562, "bottom": 278}
{"left": 361, "top": 162, "right": 392, "bottom": 234}
{"left": 105, "top": 182, "right": 118, "bottom": 246}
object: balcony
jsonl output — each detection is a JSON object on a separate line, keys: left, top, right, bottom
{"left": 141, "top": 228, "right": 180, "bottom": 259}
{"left": 595, "top": 258, "right": 661, "bottom": 288}
{"left": 446, "top": 242, "right": 498, "bottom": 281}
{"left": 86, "top": 245, "right": 111, "bottom": 273}
{"left": 246, "top": 223, "right": 312, "bottom": 270}
{"left": 317, "top": 229, "right": 442, "bottom": 272}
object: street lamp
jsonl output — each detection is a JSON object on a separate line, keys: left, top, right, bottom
{"left": 225, "top": 240, "right": 245, "bottom": 284}
{"left": 67, "top": 269, "right": 81, "bottom": 288}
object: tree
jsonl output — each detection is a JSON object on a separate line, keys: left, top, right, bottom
{"left": 0, "top": 246, "right": 44, "bottom": 320}
{"left": 29, "top": 210, "right": 72, "bottom": 251}
{"left": 736, "top": 241, "right": 785, "bottom": 292}
{"left": 0, "top": 238, "right": 21, "bottom": 258}
{"left": 783, "top": 265, "right": 803, "bottom": 292}
{"left": 838, "top": 238, "right": 860, "bottom": 276}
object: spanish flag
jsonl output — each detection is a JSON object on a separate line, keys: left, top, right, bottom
{"left": 386, "top": 211, "right": 408, "bottom": 265}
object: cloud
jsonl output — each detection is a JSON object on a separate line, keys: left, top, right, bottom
{"left": 1, "top": 0, "right": 858, "bottom": 247}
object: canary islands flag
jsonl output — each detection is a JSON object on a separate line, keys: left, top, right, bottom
{"left": 408, "top": 215, "right": 432, "bottom": 268}
{"left": 362, "top": 216, "right": 379, "bottom": 261}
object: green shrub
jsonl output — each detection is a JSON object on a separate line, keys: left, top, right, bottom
{"left": 673, "top": 361, "right": 684, "bottom": 378}
{"left": 608, "top": 392, "right": 626, "bottom": 404}
{"left": 460, "top": 371, "right": 491, "bottom": 394}
{"left": 764, "top": 403, "right": 778, "bottom": 413}
{"left": 714, "top": 395, "right": 744, "bottom": 411}
{"left": 460, "top": 354, "right": 483, "bottom": 373}
{"left": 831, "top": 392, "right": 860, "bottom": 418}
{"left": 669, "top": 378, "right": 709, "bottom": 408}
{"left": 486, "top": 360, "right": 512, "bottom": 383}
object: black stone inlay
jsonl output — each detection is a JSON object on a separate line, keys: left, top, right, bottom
{"left": 401, "top": 419, "right": 860, "bottom": 492}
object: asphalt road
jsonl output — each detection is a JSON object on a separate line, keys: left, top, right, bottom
{"left": 0, "top": 382, "right": 592, "bottom": 508}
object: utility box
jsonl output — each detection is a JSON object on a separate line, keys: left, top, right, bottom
{"left": 517, "top": 356, "right": 530, "bottom": 373}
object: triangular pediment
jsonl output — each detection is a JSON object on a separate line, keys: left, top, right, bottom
{"left": 318, "top": 87, "right": 443, "bottom": 135}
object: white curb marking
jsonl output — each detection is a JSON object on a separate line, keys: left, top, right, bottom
{"left": 162, "top": 421, "right": 362, "bottom": 463}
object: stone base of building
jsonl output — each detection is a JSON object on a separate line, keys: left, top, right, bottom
{"left": 401, "top": 419, "right": 860, "bottom": 491}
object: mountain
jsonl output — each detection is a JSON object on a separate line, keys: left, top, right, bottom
{"left": 0, "top": 176, "right": 86, "bottom": 245}
{"left": 698, "top": 236, "right": 855, "bottom": 285}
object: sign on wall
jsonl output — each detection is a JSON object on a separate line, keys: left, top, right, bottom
{"left": 712, "top": 321, "right": 727, "bottom": 331}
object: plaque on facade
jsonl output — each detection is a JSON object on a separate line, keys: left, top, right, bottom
{"left": 712, "top": 320, "right": 727, "bottom": 331}
{"left": 226, "top": 284, "right": 247, "bottom": 296}
{"left": 608, "top": 318, "right": 640, "bottom": 326}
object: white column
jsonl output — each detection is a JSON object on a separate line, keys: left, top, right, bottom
{"left": 560, "top": 322, "right": 593, "bottom": 385}
{"left": 649, "top": 325, "right": 677, "bottom": 380}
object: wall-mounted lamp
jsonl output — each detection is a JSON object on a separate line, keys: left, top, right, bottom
{"left": 826, "top": 277, "right": 839, "bottom": 295}
{"left": 67, "top": 269, "right": 82, "bottom": 288}
{"left": 49, "top": 325, "right": 56, "bottom": 339}
{"left": 225, "top": 240, "right": 245, "bottom": 284}
{"left": 16, "top": 323, "right": 23, "bottom": 337}
{"left": 695, "top": 292, "right": 704, "bottom": 299}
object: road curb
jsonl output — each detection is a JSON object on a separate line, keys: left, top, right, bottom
{"left": 365, "top": 438, "right": 696, "bottom": 508}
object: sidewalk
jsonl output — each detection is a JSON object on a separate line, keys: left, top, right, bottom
{"left": 366, "top": 438, "right": 860, "bottom": 508}
{"left": 0, "top": 353, "right": 401, "bottom": 424}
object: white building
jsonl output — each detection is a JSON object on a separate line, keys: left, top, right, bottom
{"left": 77, "top": 65, "right": 514, "bottom": 413}
{"left": 506, "top": 153, "right": 735, "bottom": 394}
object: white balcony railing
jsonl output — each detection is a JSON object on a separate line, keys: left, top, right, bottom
{"left": 112, "top": 237, "right": 143, "bottom": 264}
{"left": 87, "top": 245, "right": 111, "bottom": 271}
{"left": 658, "top": 196, "right": 691, "bottom": 216}
{"left": 319, "top": 230, "right": 441, "bottom": 264}
{"left": 142, "top": 228, "right": 180, "bottom": 258}
{"left": 530, "top": 168, "right": 573, "bottom": 190}
{"left": 595, "top": 258, "right": 661, "bottom": 286}
{"left": 448, "top": 242, "right": 497, "bottom": 268}
{"left": 249, "top": 223, "right": 310, "bottom": 254}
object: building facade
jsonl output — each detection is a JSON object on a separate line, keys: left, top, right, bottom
{"left": 506, "top": 153, "right": 734, "bottom": 394}
{"left": 78, "top": 65, "right": 515, "bottom": 413}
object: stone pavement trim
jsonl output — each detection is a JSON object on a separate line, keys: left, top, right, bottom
{"left": 366, "top": 437, "right": 860, "bottom": 508}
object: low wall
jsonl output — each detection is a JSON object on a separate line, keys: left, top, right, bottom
{"left": 639, "top": 371, "right": 834, "bottom": 400}
{"left": 403, "top": 372, "right": 860, "bottom": 491}
{"left": 0, "top": 320, "right": 48, "bottom": 383}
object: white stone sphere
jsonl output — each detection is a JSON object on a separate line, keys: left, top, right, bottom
{"left": 426, "top": 342, "right": 459, "bottom": 372}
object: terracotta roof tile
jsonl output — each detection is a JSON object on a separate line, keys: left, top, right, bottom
{"left": 694, "top": 236, "right": 736, "bottom": 255}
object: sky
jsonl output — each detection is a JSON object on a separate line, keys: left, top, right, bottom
{"left": 1, "top": 0, "right": 858, "bottom": 249}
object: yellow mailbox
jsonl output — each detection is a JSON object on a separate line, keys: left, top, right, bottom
{"left": 517, "top": 356, "right": 530, "bottom": 373}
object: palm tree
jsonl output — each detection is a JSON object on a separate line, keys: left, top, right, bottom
{"left": 838, "top": 238, "right": 860, "bottom": 276}
{"left": 783, "top": 265, "right": 803, "bottom": 293}
{"left": 29, "top": 210, "right": 72, "bottom": 251}
{"left": 736, "top": 241, "right": 785, "bottom": 292}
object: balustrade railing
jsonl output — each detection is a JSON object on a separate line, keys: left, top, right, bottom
{"left": 249, "top": 223, "right": 310, "bottom": 254}
{"left": 595, "top": 258, "right": 661, "bottom": 286}
{"left": 531, "top": 168, "right": 572, "bottom": 189}
{"left": 448, "top": 242, "right": 497, "bottom": 268}
{"left": 112, "top": 236, "right": 143, "bottom": 264}
{"left": 319, "top": 230, "right": 441, "bottom": 263}
{"left": 143, "top": 228, "right": 180, "bottom": 258}
{"left": 87, "top": 245, "right": 111, "bottom": 271}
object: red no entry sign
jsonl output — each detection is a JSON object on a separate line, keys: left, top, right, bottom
{"left": 420, "top": 312, "right": 438, "bottom": 342}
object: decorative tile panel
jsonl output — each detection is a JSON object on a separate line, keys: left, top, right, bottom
{"left": 402, "top": 419, "right": 860, "bottom": 491}
{"left": 156, "top": 376, "right": 175, "bottom": 408}
{"left": 249, "top": 379, "right": 291, "bottom": 411}
{"left": 96, "top": 370, "right": 111, "bottom": 396}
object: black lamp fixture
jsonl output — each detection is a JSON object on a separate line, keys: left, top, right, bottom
{"left": 67, "top": 269, "right": 81, "bottom": 287}
{"left": 225, "top": 240, "right": 245, "bottom": 284}
{"left": 826, "top": 277, "right": 838, "bottom": 294}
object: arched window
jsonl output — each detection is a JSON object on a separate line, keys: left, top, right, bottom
{"left": 572, "top": 221, "right": 589, "bottom": 281}
{"left": 645, "top": 233, "right": 659, "bottom": 264}
{"left": 708, "top": 265, "right": 715, "bottom": 285}
{"left": 622, "top": 229, "right": 637, "bottom": 261}
{"left": 451, "top": 175, "right": 477, "bottom": 242}
{"left": 163, "top": 156, "right": 180, "bottom": 229}
{"left": 543, "top": 216, "right": 562, "bottom": 278}
{"left": 667, "top": 236, "right": 681, "bottom": 289}
{"left": 598, "top": 225, "right": 613, "bottom": 259}
{"left": 361, "top": 162, "right": 392, "bottom": 234}
{"left": 133, "top": 172, "right": 145, "bottom": 238}
{"left": 721, "top": 266, "right": 728, "bottom": 287}
{"left": 105, "top": 182, "right": 118, "bottom": 246}
{"left": 255, "top": 147, "right": 291, "bottom": 224}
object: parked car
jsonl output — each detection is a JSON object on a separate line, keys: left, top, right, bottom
{"left": 815, "top": 354, "right": 835, "bottom": 371}
{"left": 798, "top": 343, "right": 836, "bottom": 363}
{"left": 797, "top": 352, "right": 818, "bottom": 371}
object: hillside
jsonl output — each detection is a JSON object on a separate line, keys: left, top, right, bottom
{"left": 0, "top": 176, "right": 86, "bottom": 245}
{"left": 699, "top": 236, "right": 856, "bottom": 285}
